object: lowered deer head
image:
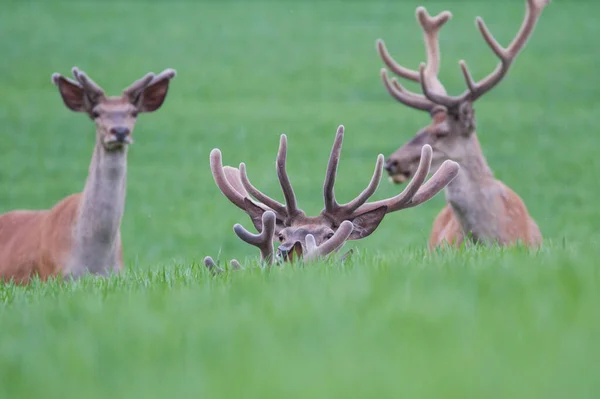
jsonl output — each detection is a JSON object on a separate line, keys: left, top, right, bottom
{"left": 209, "top": 125, "right": 460, "bottom": 263}
{"left": 52, "top": 67, "right": 176, "bottom": 151}
{"left": 377, "top": 0, "right": 549, "bottom": 183}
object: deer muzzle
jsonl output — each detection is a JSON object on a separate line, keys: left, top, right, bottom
{"left": 277, "top": 241, "right": 304, "bottom": 263}
{"left": 110, "top": 127, "right": 132, "bottom": 144}
{"left": 384, "top": 158, "right": 413, "bottom": 184}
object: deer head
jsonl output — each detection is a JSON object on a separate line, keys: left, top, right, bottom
{"left": 376, "top": 0, "right": 550, "bottom": 183}
{"left": 51, "top": 67, "right": 176, "bottom": 152}
{"left": 210, "top": 125, "right": 460, "bottom": 263}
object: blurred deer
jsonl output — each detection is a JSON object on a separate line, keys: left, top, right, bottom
{"left": 376, "top": 0, "right": 549, "bottom": 249}
{"left": 0, "top": 67, "right": 176, "bottom": 283}
{"left": 205, "top": 125, "right": 459, "bottom": 267}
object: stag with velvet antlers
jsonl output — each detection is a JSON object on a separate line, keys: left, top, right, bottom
{"left": 376, "top": 0, "right": 549, "bottom": 249}
{"left": 0, "top": 67, "right": 176, "bottom": 283}
{"left": 204, "top": 125, "right": 459, "bottom": 268}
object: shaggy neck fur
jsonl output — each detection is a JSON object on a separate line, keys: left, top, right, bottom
{"left": 444, "top": 133, "right": 503, "bottom": 244}
{"left": 67, "top": 139, "right": 127, "bottom": 277}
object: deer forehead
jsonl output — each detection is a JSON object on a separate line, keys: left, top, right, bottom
{"left": 404, "top": 115, "right": 448, "bottom": 145}
{"left": 431, "top": 110, "right": 447, "bottom": 124}
{"left": 284, "top": 223, "right": 333, "bottom": 235}
{"left": 94, "top": 98, "right": 136, "bottom": 114}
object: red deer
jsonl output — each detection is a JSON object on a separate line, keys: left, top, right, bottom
{"left": 376, "top": 0, "right": 549, "bottom": 249}
{"left": 204, "top": 124, "right": 460, "bottom": 269}
{"left": 0, "top": 67, "right": 176, "bottom": 283}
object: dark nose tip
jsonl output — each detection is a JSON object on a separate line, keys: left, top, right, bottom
{"left": 384, "top": 159, "right": 398, "bottom": 172}
{"left": 111, "top": 127, "right": 130, "bottom": 142}
{"left": 277, "top": 241, "right": 301, "bottom": 258}
{"left": 278, "top": 247, "right": 288, "bottom": 257}
{"left": 277, "top": 244, "right": 292, "bottom": 256}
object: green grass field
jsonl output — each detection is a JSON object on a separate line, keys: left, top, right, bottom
{"left": 1, "top": 0, "right": 599, "bottom": 397}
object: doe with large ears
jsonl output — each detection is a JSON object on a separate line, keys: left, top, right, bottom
{"left": 205, "top": 125, "right": 459, "bottom": 266}
{"left": 0, "top": 67, "right": 176, "bottom": 283}
{"left": 376, "top": 0, "right": 549, "bottom": 249}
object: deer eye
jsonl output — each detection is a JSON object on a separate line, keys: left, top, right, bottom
{"left": 325, "top": 232, "right": 334, "bottom": 240}
{"left": 91, "top": 111, "right": 100, "bottom": 119}
{"left": 131, "top": 110, "right": 139, "bottom": 118}
{"left": 278, "top": 234, "right": 284, "bottom": 242}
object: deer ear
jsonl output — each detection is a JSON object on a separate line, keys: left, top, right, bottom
{"left": 135, "top": 69, "right": 176, "bottom": 113}
{"left": 243, "top": 198, "right": 284, "bottom": 233}
{"left": 52, "top": 74, "right": 88, "bottom": 112}
{"left": 347, "top": 206, "right": 388, "bottom": 240}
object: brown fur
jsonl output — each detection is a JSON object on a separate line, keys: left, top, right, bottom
{"left": 0, "top": 67, "right": 174, "bottom": 283}
{"left": 387, "top": 113, "right": 543, "bottom": 250}
{"left": 211, "top": 126, "right": 458, "bottom": 262}
{"left": 429, "top": 182, "right": 542, "bottom": 249}
{"left": 377, "top": 1, "right": 548, "bottom": 250}
{"left": 0, "top": 195, "right": 92, "bottom": 283}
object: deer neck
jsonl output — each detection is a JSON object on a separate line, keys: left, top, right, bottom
{"left": 444, "top": 133, "right": 501, "bottom": 243}
{"left": 69, "top": 138, "right": 128, "bottom": 277}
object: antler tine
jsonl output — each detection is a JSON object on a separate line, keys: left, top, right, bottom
{"left": 71, "top": 67, "right": 105, "bottom": 96}
{"left": 123, "top": 72, "right": 155, "bottom": 96}
{"left": 204, "top": 256, "right": 224, "bottom": 275}
{"left": 416, "top": 7, "right": 452, "bottom": 94}
{"left": 343, "top": 154, "right": 384, "bottom": 214}
{"left": 418, "top": 63, "right": 460, "bottom": 109}
{"left": 151, "top": 68, "right": 177, "bottom": 83}
{"left": 386, "top": 144, "right": 432, "bottom": 211}
{"left": 462, "top": 0, "right": 550, "bottom": 103}
{"left": 230, "top": 259, "right": 242, "bottom": 270}
{"left": 210, "top": 149, "right": 248, "bottom": 212}
{"left": 376, "top": 39, "right": 420, "bottom": 82}
{"left": 239, "top": 162, "right": 287, "bottom": 219}
{"left": 276, "top": 134, "right": 302, "bottom": 219}
{"left": 321, "top": 126, "right": 385, "bottom": 220}
{"left": 405, "top": 160, "right": 460, "bottom": 208}
{"left": 354, "top": 145, "right": 433, "bottom": 214}
{"left": 376, "top": 7, "right": 451, "bottom": 86}
{"left": 122, "top": 70, "right": 176, "bottom": 99}
{"left": 381, "top": 69, "right": 436, "bottom": 112}
{"left": 378, "top": 7, "right": 450, "bottom": 110}
{"left": 304, "top": 221, "right": 354, "bottom": 261}
{"left": 233, "top": 211, "right": 276, "bottom": 264}
{"left": 305, "top": 235, "right": 317, "bottom": 255}
{"left": 421, "top": 0, "right": 550, "bottom": 107}
{"left": 204, "top": 256, "right": 243, "bottom": 274}
{"left": 51, "top": 73, "right": 80, "bottom": 88}
{"left": 323, "top": 125, "right": 345, "bottom": 213}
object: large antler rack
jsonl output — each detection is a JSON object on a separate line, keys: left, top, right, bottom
{"left": 209, "top": 125, "right": 460, "bottom": 262}
{"left": 319, "top": 126, "right": 459, "bottom": 226}
{"left": 377, "top": 0, "right": 550, "bottom": 111}
{"left": 238, "top": 134, "right": 304, "bottom": 226}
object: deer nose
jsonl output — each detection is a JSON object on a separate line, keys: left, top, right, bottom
{"left": 278, "top": 247, "right": 289, "bottom": 257}
{"left": 111, "top": 127, "right": 130, "bottom": 142}
{"left": 277, "top": 241, "right": 302, "bottom": 258}
{"left": 277, "top": 243, "right": 293, "bottom": 256}
{"left": 384, "top": 159, "right": 398, "bottom": 173}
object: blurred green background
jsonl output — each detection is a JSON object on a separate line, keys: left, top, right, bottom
{"left": 2, "top": 0, "right": 597, "bottom": 265}
{"left": 1, "top": 1, "right": 599, "bottom": 398}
